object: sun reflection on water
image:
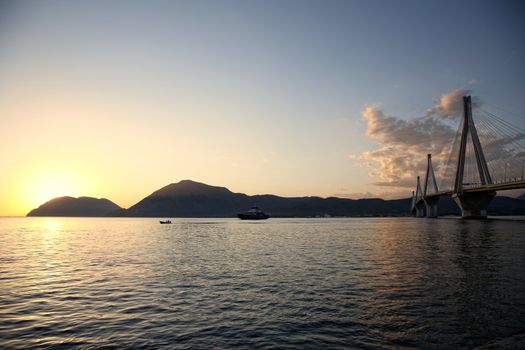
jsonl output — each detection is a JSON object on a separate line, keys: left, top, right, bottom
{"left": 43, "top": 219, "right": 61, "bottom": 233}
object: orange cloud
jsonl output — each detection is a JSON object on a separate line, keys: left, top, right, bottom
{"left": 354, "top": 89, "right": 525, "bottom": 196}
{"left": 356, "top": 91, "right": 465, "bottom": 189}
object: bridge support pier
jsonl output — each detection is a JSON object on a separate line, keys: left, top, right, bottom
{"left": 452, "top": 191, "right": 496, "bottom": 219}
{"left": 415, "top": 202, "right": 426, "bottom": 217}
{"left": 424, "top": 197, "right": 439, "bottom": 218}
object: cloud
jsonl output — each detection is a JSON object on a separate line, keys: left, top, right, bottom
{"left": 358, "top": 105, "right": 457, "bottom": 188}
{"left": 354, "top": 88, "right": 524, "bottom": 196}
{"left": 363, "top": 106, "right": 455, "bottom": 149}
{"left": 352, "top": 89, "right": 482, "bottom": 190}
{"left": 426, "top": 89, "right": 481, "bottom": 119}
{"left": 482, "top": 133, "right": 525, "bottom": 163}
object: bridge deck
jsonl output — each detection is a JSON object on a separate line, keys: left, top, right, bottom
{"left": 423, "top": 179, "right": 525, "bottom": 199}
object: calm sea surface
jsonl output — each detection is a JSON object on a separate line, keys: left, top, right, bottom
{"left": 1, "top": 217, "right": 524, "bottom": 349}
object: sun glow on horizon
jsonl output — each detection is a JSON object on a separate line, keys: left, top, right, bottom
{"left": 32, "top": 175, "right": 77, "bottom": 205}
{"left": 1, "top": 1, "right": 523, "bottom": 216}
{"left": 17, "top": 169, "right": 89, "bottom": 215}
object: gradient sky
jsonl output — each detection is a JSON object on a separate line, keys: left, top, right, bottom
{"left": 1, "top": 0, "right": 524, "bottom": 216}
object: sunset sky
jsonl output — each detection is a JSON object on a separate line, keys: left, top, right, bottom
{"left": 1, "top": 0, "right": 524, "bottom": 216}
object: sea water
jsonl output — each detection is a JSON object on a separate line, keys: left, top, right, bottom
{"left": 1, "top": 217, "right": 524, "bottom": 349}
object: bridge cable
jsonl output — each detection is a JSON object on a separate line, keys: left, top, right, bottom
{"left": 439, "top": 114, "right": 463, "bottom": 192}
{"left": 474, "top": 107, "right": 525, "bottom": 182}
{"left": 474, "top": 116, "right": 507, "bottom": 181}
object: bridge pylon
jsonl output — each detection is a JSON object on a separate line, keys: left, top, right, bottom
{"left": 423, "top": 154, "right": 439, "bottom": 218}
{"left": 413, "top": 176, "right": 426, "bottom": 217}
{"left": 410, "top": 190, "right": 416, "bottom": 215}
{"left": 452, "top": 96, "right": 496, "bottom": 218}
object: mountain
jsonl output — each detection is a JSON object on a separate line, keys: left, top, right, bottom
{"left": 123, "top": 180, "right": 251, "bottom": 217}
{"left": 26, "top": 180, "right": 525, "bottom": 218}
{"left": 487, "top": 196, "right": 525, "bottom": 215}
{"left": 119, "top": 179, "right": 525, "bottom": 217}
{"left": 27, "top": 196, "right": 122, "bottom": 217}
{"left": 124, "top": 180, "right": 409, "bottom": 217}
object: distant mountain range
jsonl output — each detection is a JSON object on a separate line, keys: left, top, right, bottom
{"left": 113, "top": 180, "right": 413, "bottom": 217}
{"left": 27, "top": 180, "right": 525, "bottom": 217}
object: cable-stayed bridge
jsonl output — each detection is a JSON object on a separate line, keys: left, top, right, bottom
{"left": 411, "top": 96, "right": 525, "bottom": 218}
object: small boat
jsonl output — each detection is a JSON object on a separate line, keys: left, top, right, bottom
{"left": 237, "top": 206, "right": 270, "bottom": 220}
{"left": 159, "top": 220, "right": 172, "bottom": 224}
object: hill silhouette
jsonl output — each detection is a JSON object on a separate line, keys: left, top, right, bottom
{"left": 27, "top": 196, "right": 122, "bottom": 217}
{"left": 122, "top": 180, "right": 414, "bottom": 217}
{"left": 119, "top": 180, "right": 525, "bottom": 217}
{"left": 123, "top": 180, "right": 251, "bottom": 217}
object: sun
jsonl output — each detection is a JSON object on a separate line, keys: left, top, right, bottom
{"left": 35, "top": 179, "right": 75, "bottom": 205}
{"left": 26, "top": 171, "right": 80, "bottom": 208}
{"left": 5, "top": 160, "right": 100, "bottom": 216}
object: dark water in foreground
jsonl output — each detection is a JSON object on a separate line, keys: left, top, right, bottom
{"left": 1, "top": 217, "right": 524, "bottom": 349}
